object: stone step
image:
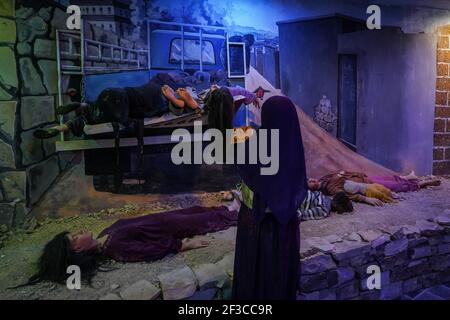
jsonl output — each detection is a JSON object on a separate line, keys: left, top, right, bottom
{"left": 412, "top": 290, "right": 444, "bottom": 300}
{"left": 402, "top": 284, "right": 450, "bottom": 301}
{"left": 427, "top": 285, "right": 450, "bottom": 299}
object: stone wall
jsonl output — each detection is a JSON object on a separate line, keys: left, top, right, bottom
{"left": 0, "top": 1, "right": 149, "bottom": 229}
{"left": 434, "top": 25, "right": 450, "bottom": 175}
{"left": 297, "top": 216, "right": 450, "bottom": 300}
{"left": 100, "top": 254, "right": 234, "bottom": 301}
{"left": 0, "top": 0, "right": 70, "bottom": 228}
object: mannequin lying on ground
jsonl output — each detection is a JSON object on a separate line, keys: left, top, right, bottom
{"left": 13, "top": 202, "right": 240, "bottom": 287}
{"left": 307, "top": 171, "right": 441, "bottom": 206}
{"left": 235, "top": 185, "right": 353, "bottom": 221}
{"left": 14, "top": 187, "right": 351, "bottom": 287}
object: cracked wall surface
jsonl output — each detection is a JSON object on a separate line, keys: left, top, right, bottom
{"left": 0, "top": 0, "right": 71, "bottom": 228}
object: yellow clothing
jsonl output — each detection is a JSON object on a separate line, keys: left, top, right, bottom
{"left": 365, "top": 183, "right": 395, "bottom": 203}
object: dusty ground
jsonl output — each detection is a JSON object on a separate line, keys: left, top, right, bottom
{"left": 300, "top": 178, "right": 450, "bottom": 239}
{"left": 0, "top": 160, "right": 237, "bottom": 300}
{"left": 0, "top": 197, "right": 236, "bottom": 300}
{"left": 0, "top": 159, "right": 449, "bottom": 300}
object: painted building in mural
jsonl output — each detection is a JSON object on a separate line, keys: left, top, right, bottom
{"left": 71, "top": 0, "right": 134, "bottom": 37}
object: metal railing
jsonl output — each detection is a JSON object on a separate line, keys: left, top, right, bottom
{"left": 56, "top": 28, "right": 85, "bottom": 141}
{"left": 57, "top": 24, "right": 149, "bottom": 74}
{"left": 57, "top": 20, "right": 246, "bottom": 80}
{"left": 84, "top": 38, "right": 148, "bottom": 70}
{"left": 56, "top": 19, "right": 247, "bottom": 144}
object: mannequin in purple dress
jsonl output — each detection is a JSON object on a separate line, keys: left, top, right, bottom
{"left": 20, "top": 203, "right": 239, "bottom": 286}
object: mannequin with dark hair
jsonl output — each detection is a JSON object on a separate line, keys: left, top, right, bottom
{"left": 10, "top": 204, "right": 239, "bottom": 288}
{"left": 205, "top": 87, "right": 234, "bottom": 135}
{"left": 331, "top": 192, "right": 354, "bottom": 214}
{"left": 11, "top": 232, "right": 101, "bottom": 288}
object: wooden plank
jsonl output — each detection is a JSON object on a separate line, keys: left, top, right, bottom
{"left": 55, "top": 133, "right": 207, "bottom": 152}
{"left": 82, "top": 112, "right": 204, "bottom": 135}
{"left": 81, "top": 94, "right": 242, "bottom": 135}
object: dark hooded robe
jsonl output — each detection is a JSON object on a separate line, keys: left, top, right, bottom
{"left": 232, "top": 96, "right": 308, "bottom": 300}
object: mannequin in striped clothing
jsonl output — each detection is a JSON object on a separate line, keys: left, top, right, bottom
{"left": 298, "top": 190, "right": 352, "bottom": 221}
{"left": 237, "top": 183, "right": 353, "bottom": 222}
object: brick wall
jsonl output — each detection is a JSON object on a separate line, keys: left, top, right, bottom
{"left": 434, "top": 25, "right": 450, "bottom": 175}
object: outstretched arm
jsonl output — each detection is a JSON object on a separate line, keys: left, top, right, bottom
{"left": 180, "top": 238, "right": 210, "bottom": 252}
{"left": 343, "top": 181, "right": 384, "bottom": 206}
{"left": 356, "top": 195, "right": 384, "bottom": 206}
{"left": 228, "top": 86, "right": 258, "bottom": 106}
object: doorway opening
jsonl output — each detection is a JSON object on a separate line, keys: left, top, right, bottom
{"left": 337, "top": 54, "right": 358, "bottom": 150}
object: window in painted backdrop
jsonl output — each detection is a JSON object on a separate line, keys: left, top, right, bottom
{"left": 170, "top": 39, "right": 215, "bottom": 65}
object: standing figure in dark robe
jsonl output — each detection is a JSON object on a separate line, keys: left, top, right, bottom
{"left": 232, "top": 96, "right": 308, "bottom": 300}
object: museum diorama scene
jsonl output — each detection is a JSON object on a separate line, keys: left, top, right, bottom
{"left": 0, "top": 0, "right": 449, "bottom": 301}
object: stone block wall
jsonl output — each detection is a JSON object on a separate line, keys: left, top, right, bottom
{"left": 100, "top": 253, "right": 235, "bottom": 301}
{"left": 434, "top": 25, "right": 450, "bottom": 175}
{"left": 0, "top": 0, "right": 71, "bottom": 228}
{"left": 297, "top": 216, "right": 450, "bottom": 300}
